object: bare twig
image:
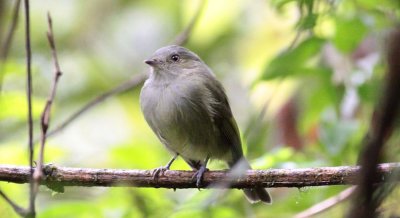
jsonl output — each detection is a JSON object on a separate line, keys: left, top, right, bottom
{"left": 173, "top": 0, "right": 206, "bottom": 45}
{"left": 294, "top": 186, "right": 355, "bottom": 218}
{"left": 45, "top": 73, "right": 147, "bottom": 139}
{"left": 32, "top": 12, "right": 63, "bottom": 196}
{"left": 0, "top": 0, "right": 20, "bottom": 60}
{"left": 2, "top": 1, "right": 206, "bottom": 217}
{"left": 0, "top": 190, "right": 29, "bottom": 217}
{"left": 0, "top": 163, "right": 398, "bottom": 189}
{"left": 44, "top": 0, "right": 206, "bottom": 140}
{"left": 23, "top": 0, "right": 35, "bottom": 217}
{"left": 0, "top": 0, "right": 21, "bottom": 91}
{"left": 347, "top": 27, "right": 400, "bottom": 218}
{"left": 0, "top": 1, "right": 32, "bottom": 217}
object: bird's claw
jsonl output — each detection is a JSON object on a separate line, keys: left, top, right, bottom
{"left": 152, "top": 166, "right": 169, "bottom": 180}
{"left": 192, "top": 166, "right": 208, "bottom": 189}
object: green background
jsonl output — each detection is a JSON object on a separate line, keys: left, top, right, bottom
{"left": 0, "top": 0, "right": 399, "bottom": 217}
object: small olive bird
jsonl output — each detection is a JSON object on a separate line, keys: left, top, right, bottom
{"left": 140, "top": 45, "right": 271, "bottom": 204}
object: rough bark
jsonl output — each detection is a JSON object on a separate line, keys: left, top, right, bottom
{"left": 0, "top": 163, "right": 398, "bottom": 189}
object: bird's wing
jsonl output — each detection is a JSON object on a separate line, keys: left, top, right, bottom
{"left": 202, "top": 74, "right": 244, "bottom": 165}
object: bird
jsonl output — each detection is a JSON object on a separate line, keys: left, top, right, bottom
{"left": 140, "top": 45, "right": 271, "bottom": 204}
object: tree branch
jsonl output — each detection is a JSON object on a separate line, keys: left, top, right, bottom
{"left": 348, "top": 26, "right": 400, "bottom": 218}
{"left": 0, "top": 190, "right": 29, "bottom": 217}
{"left": 294, "top": 186, "right": 355, "bottom": 218}
{"left": 0, "top": 163, "right": 398, "bottom": 189}
{"left": 173, "top": 0, "right": 206, "bottom": 45}
{"left": 45, "top": 73, "right": 147, "bottom": 139}
{"left": 32, "top": 12, "right": 63, "bottom": 204}
{"left": 0, "top": 0, "right": 20, "bottom": 60}
{"left": 0, "top": 0, "right": 21, "bottom": 92}
{"left": 33, "top": 12, "right": 62, "bottom": 182}
{"left": 23, "top": 0, "right": 35, "bottom": 217}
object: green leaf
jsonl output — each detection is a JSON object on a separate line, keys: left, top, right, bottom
{"left": 261, "top": 37, "right": 325, "bottom": 80}
{"left": 298, "top": 67, "right": 343, "bottom": 133}
{"left": 47, "top": 183, "right": 65, "bottom": 194}
{"left": 332, "top": 17, "right": 367, "bottom": 53}
{"left": 297, "top": 13, "right": 318, "bottom": 30}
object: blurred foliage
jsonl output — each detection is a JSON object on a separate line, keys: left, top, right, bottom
{"left": 0, "top": 0, "right": 399, "bottom": 217}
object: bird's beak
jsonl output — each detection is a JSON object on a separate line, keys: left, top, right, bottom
{"left": 144, "top": 59, "right": 161, "bottom": 66}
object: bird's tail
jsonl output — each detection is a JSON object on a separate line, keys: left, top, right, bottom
{"left": 242, "top": 186, "right": 272, "bottom": 204}
{"left": 229, "top": 158, "right": 272, "bottom": 204}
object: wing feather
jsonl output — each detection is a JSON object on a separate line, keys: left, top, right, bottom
{"left": 202, "top": 74, "right": 244, "bottom": 164}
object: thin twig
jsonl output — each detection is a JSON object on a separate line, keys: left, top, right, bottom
{"left": 0, "top": 0, "right": 21, "bottom": 60}
{"left": 287, "top": 29, "right": 302, "bottom": 51}
{"left": 0, "top": 0, "right": 20, "bottom": 90}
{"left": 0, "top": 163, "right": 398, "bottom": 189}
{"left": 45, "top": 73, "right": 147, "bottom": 139}
{"left": 0, "top": 1, "right": 33, "bottom": 217}
{"left": 0, "top": 190, "right": 29, "bottom": 217}
{"left": 173, "top": 0, "right": 206, "bottom": 45}
{"left": 294, "top": 186, "right": 355, "bottom": 218}
{"left": 44, "top": 0, "right": 206, "bottom": 140}
{"left": 32, "top": 12, "right": 63, "bottom": 195}
{"left": 23, "top": 0, "right": 35, "bottom": 217}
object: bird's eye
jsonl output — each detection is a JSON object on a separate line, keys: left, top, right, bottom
{"left": 171, "top": 54, "right": 180, "bottom": 62}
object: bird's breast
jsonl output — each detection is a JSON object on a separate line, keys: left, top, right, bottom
{"left": 141, "top": 83, "right": 178, "bottom": 124}
{"left": 140, "top": 78, "right": 233, "bottom": 162}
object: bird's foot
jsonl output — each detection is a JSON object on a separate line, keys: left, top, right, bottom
{"left": 192, "top": 166, "right": 209, "bottom": 188}
{"left": 152, "top": 166, "right": 170, "bottom": 180}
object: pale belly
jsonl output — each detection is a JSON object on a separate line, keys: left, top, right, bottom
{"left": 141, "top": 83, "right": 228, "bottom": 162}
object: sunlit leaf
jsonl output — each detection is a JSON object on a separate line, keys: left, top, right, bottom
{"left": 332, "top": 17, "right": 367, "bottom": 53}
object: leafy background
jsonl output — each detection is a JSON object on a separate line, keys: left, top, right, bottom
{"left": 0, "top": 0, "right": 399, "bottom": 217}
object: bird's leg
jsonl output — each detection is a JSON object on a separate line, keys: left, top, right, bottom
{"left": 192, "top": 156, "right": 210, "bottom": 188}
{"left": 152, "top": 153, "right": 178, "bottom": 180}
